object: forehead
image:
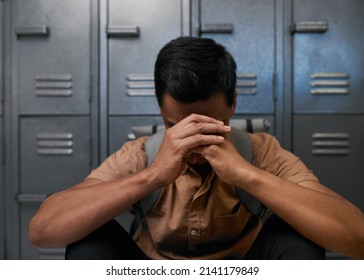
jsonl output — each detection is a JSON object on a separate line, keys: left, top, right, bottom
{"left": 159, "top": 93, "right": 231, "bottom": 123}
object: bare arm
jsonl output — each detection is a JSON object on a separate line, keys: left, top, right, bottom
{"left": 194, "top": 138, "right": 364, "bottom": 259}
{"left": 28, "top": 167, "right": 162, "bottom": 248}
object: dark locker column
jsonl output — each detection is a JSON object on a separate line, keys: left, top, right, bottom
{"left": 193, "top": 0, "right": 277, "bottom": 128}
{"left": 10, "top": 0, "right": 94, "bottom": 259}
{"left": 292, "top": 0, "right": 364, "bottom": 258}
{"left": 0, "top": 0, "right": 4, "bottom": 259}
{"left": 105, "top": 0, "right": 184, "bottom": 229}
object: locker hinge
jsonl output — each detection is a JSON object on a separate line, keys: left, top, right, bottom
{"left": 272, "top": 71, "right": 278, "bottom": 101}
{"left": 89, "top": 136, "right": 93, "bottom": 168}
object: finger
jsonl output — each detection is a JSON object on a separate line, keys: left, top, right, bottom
{"left": 181, "top": 113, "right": 225, "bottom": 126}
{"left": 178, "top": 134, "right": 225, "bottom": 153}
{"left": 177, "top": 122, "right": 231, "bottom": 139}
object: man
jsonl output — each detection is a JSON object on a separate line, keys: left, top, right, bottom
{"left": 29, "top": 37, "right": 364, "bottom": 259}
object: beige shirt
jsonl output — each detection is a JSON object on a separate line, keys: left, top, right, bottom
{"left": 87, "top": 133, "right": 318, "bottom": 259}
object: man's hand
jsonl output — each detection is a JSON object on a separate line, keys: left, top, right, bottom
{"left": 148, "top": 114, "right": 231, "bottom": 187}
{"left": 192, "top": 136, "right": 255, "bottom": 187}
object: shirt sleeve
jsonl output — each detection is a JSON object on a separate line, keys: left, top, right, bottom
{"left": 86, "top": 136, "right": 148, "bottom": 182}
{"left": 250, "top": 133, "right": 319, "bottom": 184}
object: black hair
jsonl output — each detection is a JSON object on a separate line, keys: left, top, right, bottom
{"left": 154, "top": 37, "right": 237, "bottom": 107}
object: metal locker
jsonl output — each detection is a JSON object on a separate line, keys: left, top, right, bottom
{"left": 0, "top": 0, "right": 4, "bottom": 259}
{"left": 19, "top": 117, "right": 91, "bottom": 195}
{"left": 18, "top": 117, "right": 91, "bottom": 259}
{"left": 108, "top": 0, "right": 183, "bottom": 115}
{"left": 292, "top": 0, "right": 364, "bottom": 113}
{"left": 0, "top": 118, "right": 4, "bottom": 259}
{"left": 194, "top": 0, "right": 276, "bottom": 114}
{"left": 0, "top": 0, "right": 3, "bottom": 116}
{"left": 293, "top": 115, "right": 364, "bottom": 212}
{"left": 13, "top": 0, "right": 92, "bottom": 115}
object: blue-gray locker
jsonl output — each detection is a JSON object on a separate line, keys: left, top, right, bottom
{"left": 18, "top": 117, "right": 91, "bottom": 259}
{"left": 0, "top": 0, "right": 3, "bottom": 117}
{"left": 108, "top": 0, "right": 183, "bottom": 115}
{"left": 0, "top": 118, "right": 4, "bottom": 260}
{"left": 292, "top": 0, "right": 364, "bottom": 113}
{"left": 0, "top": 0, "right": 4, "bottom": 259}
{"left": 195, "top": 0, "right": 276, "bottom": 114}
{"left": 13, "top": 0, "right": 92, "bottom": 115}
{"left": 293, "top": 115, "right": 364, "bottom": 212}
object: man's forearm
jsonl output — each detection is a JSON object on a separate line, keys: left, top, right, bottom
{"left": 238, "top": 167, "right": 364, "bottom": 259}
{"left": 28, "top": 166, "right": 161, "bottom": 248}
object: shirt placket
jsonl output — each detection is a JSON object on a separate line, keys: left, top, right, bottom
{"left": 186, "top": 170, "right": 215, "bottom": 253}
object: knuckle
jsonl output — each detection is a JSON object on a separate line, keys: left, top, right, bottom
{"left": 194, "top": 134, "right": 204, "bottom": 142}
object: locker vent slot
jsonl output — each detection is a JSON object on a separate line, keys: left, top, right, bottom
{"left": 126, "top": 74, "right": 155, "bottom": 96}
{"left": 236, "top": 73, "right": 257, "bottom": 95}
{"left": 310, "top": 73, "right": 350, "bottom": 95}
{"left": 35, "top": 74, "right": 73, "bottom": 97}
{"left": 311, "top": 132, "right": 350, "bottom": 156}
{"left": 36, "top": 132, "right": 73, "bottom": 155}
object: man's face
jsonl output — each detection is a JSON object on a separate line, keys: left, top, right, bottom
{"left": 159, "top": 93, "right": 236, "bottom": 165}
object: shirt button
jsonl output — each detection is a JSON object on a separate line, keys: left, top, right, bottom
{"left": 191, "top": 229, "right": 198, "bottom": 236}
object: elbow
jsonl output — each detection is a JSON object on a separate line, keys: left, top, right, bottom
{"left": 28, "top": 216, "right": 53, "bottom": 248}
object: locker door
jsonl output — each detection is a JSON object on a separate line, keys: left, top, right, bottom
{"left": 293, "top": 115, "right": 364, "bottom": 212}
{"left": 0, "top": 0, "right": 4, "bottom": 259}
{"left": 0, "top": 0, "right": 3, "bottom": 116}
{"left": 293, "top": 0, "right": 364, "bottom": 113}
{"left": 108, "top": 0, "right": 182, "bottom": 115}
{"left": 0, "top": 119, "right": 4, "bottom": 259}
{"left": 13, "top": 0, "right": 91, "bottom": 115}
{"left": 18, "top": 117, "right": 91, "bottom": 259}
{"left": 196, "top": 0, "right": 276, "bottom": 114}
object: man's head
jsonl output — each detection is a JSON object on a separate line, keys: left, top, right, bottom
{"left": 154, "top": 36, "right": 237, "bottom": 108}
{"left": 154, "top": 37, "right": 238, "bottom": 166}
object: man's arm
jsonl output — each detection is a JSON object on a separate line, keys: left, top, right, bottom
{"left": 194, "top": 137, "right": 364, "bottom": 259}
{"left": 29, "top": 114, "right": 231, "bottom": 248}
{"left": 28, "top": 168, "right": 162, "bottom": 248}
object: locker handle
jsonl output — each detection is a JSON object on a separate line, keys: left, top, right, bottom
{"left": 15, "top": 26, "right": 50, "bottom": 37}
{"left": 200, "top": 23, "right": 234, "bottom": 34}
{"left": 291, "top": 21, "right": 328, "bottom": 34}
{"left": 16, "top": 193, "right": 49, "bottom": 203}
{"left": 107, "top": 26, "right": 140, "bottom": 37}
